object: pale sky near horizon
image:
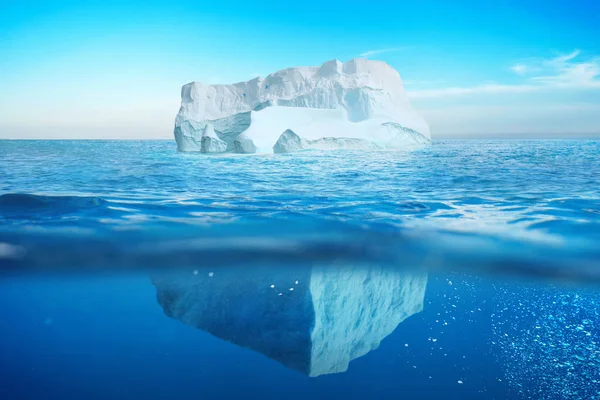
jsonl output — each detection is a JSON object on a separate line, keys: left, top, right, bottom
{"left": 1, "top": 0, "right": 600, "bottom": 139}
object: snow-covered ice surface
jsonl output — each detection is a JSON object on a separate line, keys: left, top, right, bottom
{"left": 173, "top": 58, "right": 430, "bottom": 153}
{"left": 151, "top": 264, "right": 427, "bottom": 377}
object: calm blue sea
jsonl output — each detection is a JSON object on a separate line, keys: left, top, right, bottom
{"left": 0, "top": 140, "right": 599, "bottom": 399}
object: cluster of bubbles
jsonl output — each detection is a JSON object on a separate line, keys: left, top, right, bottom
{"left": 492, "top": 283, "right": 600, "bottom": 399}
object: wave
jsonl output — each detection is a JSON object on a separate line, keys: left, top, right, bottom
{"left": 0, "top": 193, "right": 107, "bottom": 217}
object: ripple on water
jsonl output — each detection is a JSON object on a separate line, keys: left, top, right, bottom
{"left": 0, "top": 140, "right": 598, "bottom": 279}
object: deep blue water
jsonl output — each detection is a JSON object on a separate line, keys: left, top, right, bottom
{"left": 0, "top": 140, "right": 599, "bottom": 399}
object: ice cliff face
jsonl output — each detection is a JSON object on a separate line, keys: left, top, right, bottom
{"left": 151, "top": 264, "right": 427, "bottom": 377}
{"left": 173, "top": 58, "right": 430, "bottom": 153}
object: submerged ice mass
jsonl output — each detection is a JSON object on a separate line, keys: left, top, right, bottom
{"left": 173, "top": 58, "right": 430, "bottom": 153}
{"left": 152, "top": 264, "right": 427, "bottom": 377}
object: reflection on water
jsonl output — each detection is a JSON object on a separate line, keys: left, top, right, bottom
{"left": 152, "top": 264, "right": 427, "bottom": 377}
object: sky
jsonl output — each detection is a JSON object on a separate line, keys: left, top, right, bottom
{"left": 1, "top": 0, "right": 599, "bottom": 139}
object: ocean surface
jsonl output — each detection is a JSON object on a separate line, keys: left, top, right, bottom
{"left": 0, "top": 139, "right": 599, "bottom": 399}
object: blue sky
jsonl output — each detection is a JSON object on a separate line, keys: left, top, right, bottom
{"left": 1, "top": 0, "right": 599, "bottom": 138}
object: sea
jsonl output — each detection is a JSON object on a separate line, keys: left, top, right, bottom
{"left": 0, "top": 139, "right": 599, "bottom": 399}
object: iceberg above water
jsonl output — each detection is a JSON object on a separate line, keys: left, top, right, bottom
{"left": 173, "top": 58, "right": 430, "bottom": 153}
{"left": 200, "top": 124, "right": 227, "bottom": 153}
{"left": 151, "top": 264, "right": 427, "bottom": 377}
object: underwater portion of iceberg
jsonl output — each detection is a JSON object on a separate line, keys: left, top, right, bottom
{"left": 151, "top": 264, "right": 427, "bottom": 377}
{"left": 173, "top": 58, "right": 430, "bottom": 153}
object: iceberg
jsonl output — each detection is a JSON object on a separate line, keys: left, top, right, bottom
{"left": 200, "top": 124, "right": 227, "bottom": 153}
{"left": 151, "top": 264, "right": 427, "bottom": 377}
{"left": 273, "top": 129, "right": 383, "bottom": 153}
{"left": 173, "top": 58, "right": 430, "bottom": 153}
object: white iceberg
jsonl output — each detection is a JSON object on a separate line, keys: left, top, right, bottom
{"left": 273, "top": 129, "right": 384, "bottom": 153}
{"left": 174, "top": 58, "right": 430, "bottom": 153}
{"left": 200, "top": 124, "right": 227, "bottom": 153}
{"left": 151, "top": 264, "right": 427, "bottom": 377}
